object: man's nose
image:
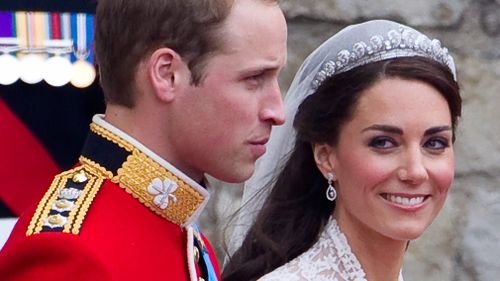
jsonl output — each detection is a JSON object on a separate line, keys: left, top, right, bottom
{"left": 260, "top": 82, "right": 285, "bottom": 126}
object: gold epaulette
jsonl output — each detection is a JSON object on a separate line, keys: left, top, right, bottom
{"left": 26, "top": 165, "right": 105, "bottom": 236}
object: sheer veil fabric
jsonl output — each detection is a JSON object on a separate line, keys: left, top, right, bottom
{"left": 228, "top": 19, "right": 456, "bottom": 280}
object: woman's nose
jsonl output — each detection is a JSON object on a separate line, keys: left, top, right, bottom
{"left": 397, "top": 147, "right": 429, "bottom": 185}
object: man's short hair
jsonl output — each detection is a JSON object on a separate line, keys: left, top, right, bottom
{"left": 95, "top": 0, "right": 236, "bottom": 107}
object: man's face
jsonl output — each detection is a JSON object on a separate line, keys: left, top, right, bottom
{"left": 167, "top": 0, "right": 288, "bottom": 183}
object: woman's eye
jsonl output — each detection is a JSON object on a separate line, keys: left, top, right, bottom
{"left": 368, "top": 137, "right": 396, "bottom": 149}
{"left": 425, "top": 137, "right": 450, "bottom": 150}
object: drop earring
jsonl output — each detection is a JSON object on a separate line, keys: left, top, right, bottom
{"left": 326, "top": 172, "right": 337, "bottom": 201}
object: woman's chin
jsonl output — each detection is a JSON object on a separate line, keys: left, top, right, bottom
{"left": 390, "top": 225, "right": 428, "bottom": 241}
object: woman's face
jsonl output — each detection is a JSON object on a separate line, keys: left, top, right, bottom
{"left": 327, "top": 77, "right": 454, "bottom": 242}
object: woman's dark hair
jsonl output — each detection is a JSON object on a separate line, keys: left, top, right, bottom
{"left": 222, "top": 56, "right": 461, "bottom": 281}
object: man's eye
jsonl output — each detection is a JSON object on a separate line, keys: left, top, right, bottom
{"left": 247, "top": 73, "right": 263, "bottom": 82}
{"left": 244, "top": 73, "right": 265, "bottom": 89}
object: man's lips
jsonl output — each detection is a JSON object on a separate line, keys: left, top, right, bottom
{"left": 248, "top": 137, "right": 269, "bottom": 158}
{"left": 248, "top": 137, "right": 269, "bottom": 145}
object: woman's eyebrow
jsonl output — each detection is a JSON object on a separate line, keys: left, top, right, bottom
{"left": 424, "top": 126, "right": 452, "bottom": 136}
{"left": 361, "top": 124, "right": 403, "bottom": 135}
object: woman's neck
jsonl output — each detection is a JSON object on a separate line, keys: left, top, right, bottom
{"left": 334, "top": 210, "right": 406, "bottom": 281}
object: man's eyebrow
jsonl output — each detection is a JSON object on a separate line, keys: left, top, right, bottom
{"left": 239, "top": 64, "right": 284, "bottom": 77}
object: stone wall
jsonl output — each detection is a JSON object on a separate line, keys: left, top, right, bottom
{"left": 200, "top": 1, "right": 500, "bottom": 280}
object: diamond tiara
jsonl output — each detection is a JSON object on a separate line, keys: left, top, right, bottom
{"left": 312, "top": 25, "right": 457, "bottom": 90}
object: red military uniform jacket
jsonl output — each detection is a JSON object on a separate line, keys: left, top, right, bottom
{"left": 0, "top": 115, "right": 220, "bottom": 281}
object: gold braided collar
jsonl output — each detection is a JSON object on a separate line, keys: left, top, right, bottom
{"left": 80, "top": 116, "right": 210, "bottom": 227}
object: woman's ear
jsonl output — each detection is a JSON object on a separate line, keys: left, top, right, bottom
{"left": 147, "top": 48, "right": 189, "bottom": 103}
{"left": 312, "top": 143, "right": 335, "bottom": 177}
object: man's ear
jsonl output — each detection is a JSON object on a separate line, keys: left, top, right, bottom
{"left": 147, "top": 48, "right": 189, "bottom": 103}
{"left": 312, "top": 143, "right": 335, "bottom": 177}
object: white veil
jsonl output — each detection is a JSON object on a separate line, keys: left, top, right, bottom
{"left": 229, "top": 19, "right": 457, "bottom": 254}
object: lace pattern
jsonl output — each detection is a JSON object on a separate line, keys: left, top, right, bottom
{"left": 258, "top": 217, "right": 405, "bottom": 281}
{"left": 258, "top": 217, "right": 367, "bottom": 281}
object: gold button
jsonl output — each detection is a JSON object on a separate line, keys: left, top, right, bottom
{"left": 193, "top": 246, "right": 200, "bottom": 263}
{"left": 55, "top": 200, "right": 71, "bottom": 209}
{"left": 72, "top": 170, "right": 88, "bottom": 183}
{"left": 47, "top": 214, "right": 64, "bottom": 226}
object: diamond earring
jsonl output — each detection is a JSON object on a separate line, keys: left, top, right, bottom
{"left": 326, "top": 172, "right": 337, "bottom": 201}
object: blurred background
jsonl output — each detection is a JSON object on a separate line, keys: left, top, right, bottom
{"left": 1, "top": 1, "right": 499, "bottom": 281}
{"left": 0, "top": 1, "right": 104, "bottom": 247}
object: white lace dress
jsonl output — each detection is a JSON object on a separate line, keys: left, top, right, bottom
{"left": 258, "top": 217, "right": 404, "bottom": 281}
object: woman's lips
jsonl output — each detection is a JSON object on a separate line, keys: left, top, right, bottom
{"left": 381, "top": 193, "right": 430, "bottom": 210}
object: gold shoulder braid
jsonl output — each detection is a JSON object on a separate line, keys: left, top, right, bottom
{"left": 26, "top": 121, "right": 207, "bottom": 236}
{"left": 26, "top": 166, "right": 104, "bottom": 236}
